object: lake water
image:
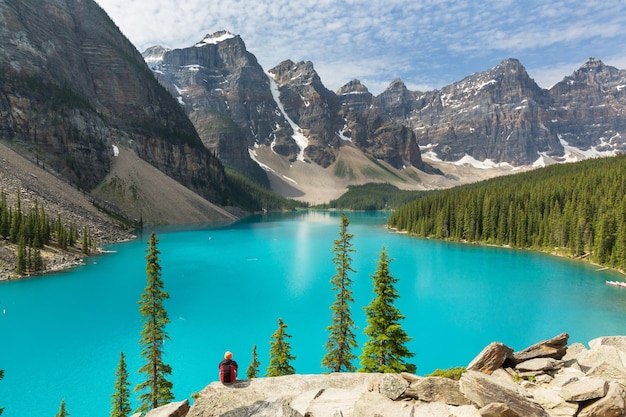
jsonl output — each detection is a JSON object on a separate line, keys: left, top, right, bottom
{"left": 0, "top": 210, "right": 625, "bottom": 416}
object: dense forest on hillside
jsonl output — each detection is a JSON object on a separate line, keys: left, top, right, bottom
{"left": 318, "top": 183, "right": 428, "bottom": 210}
{"left": 224, "top": 168, "right": 307, "bottom": 211}
{"left": 0, "top": 190, "right": 95, "bottom": 275}
{"left": 388, "top": 155, "right": 626, "bottom": 271}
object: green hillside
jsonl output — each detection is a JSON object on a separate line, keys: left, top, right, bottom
{"left": 388, "top": 155, "right": 626, "bottom": 271}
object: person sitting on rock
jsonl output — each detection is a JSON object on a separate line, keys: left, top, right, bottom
{"left": 219, "top": 351, "right": 238, "bottom": 384}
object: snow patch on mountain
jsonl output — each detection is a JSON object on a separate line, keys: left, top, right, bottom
{"left": 452, "top": 154, "right": 514, "bottom": 170}
{"left": 195, "top": 31, "right": 236, "bottom": 47}
{"left": 267, "top": 72, "right": 308, "bottom": 161}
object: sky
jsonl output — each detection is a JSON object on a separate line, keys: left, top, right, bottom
{"left": 95, "top": 0, "right": 626, "bottom": 95}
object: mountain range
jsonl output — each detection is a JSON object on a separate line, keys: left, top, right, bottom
{"left": 143, "top": 31, "right": 626, "bottom": 202}
{"left": 1, "top": 0, "right": 626, "bottom": 224}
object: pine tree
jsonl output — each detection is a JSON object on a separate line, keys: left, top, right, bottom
{"left": 360, "top": 246, "right": 416, "bottom": 373}
{"left": 111, "top": 352, "right": 132, "bottom": 417}
{"left": 246, "top": 344, "right": 261, "bottom": 379}
{"left": 54, "top": 398, "right": 69, "bottom": 417}
{"left": 135, "top": 232, "right": 173, "bottom": 413}
{"left": 266, "top": 318, "right": 295, "bottom": 377}
{"left": 16, "top": 236, "right": 25, "bottom": 275}
{"left": 322, "top": 213, "right": 358, "bottom": 372}
{"left": 0, "top": 368, "right": 4, "bottom": 416}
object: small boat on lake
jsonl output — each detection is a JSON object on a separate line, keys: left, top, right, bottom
{"left": 605, "top": 280, "right": 626, "bottom": 288}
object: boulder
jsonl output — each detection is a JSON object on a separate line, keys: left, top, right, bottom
{"left": 459, "top": 370, "right": 550, "bottom": 417}
{"left": 145, "top": 400, "right": 190, "bottom": 417}
{"left": 562, "top": 343, "right": 587, "bottom": 363}
{"left": 515, "top": 358, "right": 563, "bottom": 373}
{"left": 578, "top": 381, "right": 626, "bottom": 417}
{"left": 558, "top": 377, "right": 608, "bottom": 402}
{"left": 549, "top": 368, "right": 585, "bottom": 388}
{"left": 379, "top": 374, "right": 409, "bottom": 400}
{"left": 588, "top": 336, "right": 626, "bottom": 353}
{"left": 352, "top": 391, "right": 417, "bottom": 417}
{"left": 186, "top": 374, "right": 382, "bottom": 417}
{"left": 574, "top": 345, "right": 626, "bottom": 373}
{"left": 530, "top": 387, "right": 579, "bottom": 417}
{"left": 399, "top": 372, "right": 421, "bottom": 384}
{"left": 300, "top": 387, "right": 364, "bottom": 417}
{"left": 403, "top": 376, "right": 471, "bottom": 405}
{"left": 586, "top": 362, "right": 626, "bottom": 386}
{"left": 513, "top": 333, "right": 569, "bottom": 364}
{"left": 478, "top": 402, "right": 521, "bottom": 417}
{"left": 467, "top": 342, "right": 514, "bottom": 374}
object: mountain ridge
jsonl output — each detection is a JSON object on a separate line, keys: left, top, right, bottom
{"left": 143, "top": 32, "right": 626, "bottom": 203}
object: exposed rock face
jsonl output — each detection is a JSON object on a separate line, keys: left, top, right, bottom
{"left": 269, "top": 59, "right": 344, "bottom": 167}
{"left": 374, "top": 59, "right": 562, "bottom": 165}
{"left": 145, "top": 35, "right": 429, "bottom": 180}
{"left": 336, "top": 79, "right": 373, "bottom": 113}
{"left": 549, "top": 57, "right": 626, "bottom": 153}
{"left": 145, "top": 32, "right": 286, "bottom": 180}
{"left": 147, "top": 333, "right": 626, "bottom": 417}
{"left": 374, "top": 58, "right": 626, "bottom": 166}
{"left": 0, "top": 0, "right": 226, "bottom": 202}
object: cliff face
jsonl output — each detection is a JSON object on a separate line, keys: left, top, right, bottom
{"left": 374, "top": 58, "right": 626, "bottom": 166}
{"left": 145, "top": 32, "right": 288, "bottom": 181}
{"left": 0, "top": 0, "right": 226, "bottom": 202}
{"left": 550, "top": 57, "right": 626, "bottom": 153}
{"left": 144, "top": 35, "right": 429, "bottom": 180}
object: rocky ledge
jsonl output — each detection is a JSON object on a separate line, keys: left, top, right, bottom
{"left": 141, "top": 333, "right": 626, "bottom": 417}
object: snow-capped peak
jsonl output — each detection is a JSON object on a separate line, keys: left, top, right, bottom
{"left": 195, "top": 31, "right": 236, "bottom": 47}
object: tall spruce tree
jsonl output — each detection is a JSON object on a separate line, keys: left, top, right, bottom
{"left": 246, "top": 344, "right": 261, "bottom": 379}
{"left": 135, "top": 232, "right": 173, "bottom": 413}
{"left": 322, "top": 213, "right": 358, "bottom": 372}
{"left": 54, "top": 398, "right": 69, "bottom": 417}
{"left": 111, "top": 352, "right": 132, "bottom": 417}
{"left": 266, "top": 318, "right": 296, "bottom": 377}
{"left": 360, "top": 246, "right": 416, "bottom": 373}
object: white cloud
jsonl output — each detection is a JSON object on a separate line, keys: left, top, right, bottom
{"left": 96, "top": 0, "right": 626, "bottom": 95}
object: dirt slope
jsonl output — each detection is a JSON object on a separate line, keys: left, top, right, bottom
{"left": 91, "top": 145, "right": 238, "bottom": 226}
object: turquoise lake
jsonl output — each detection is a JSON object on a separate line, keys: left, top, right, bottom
{"left": 0, "top": 210, "right": 625, "bottom": 416}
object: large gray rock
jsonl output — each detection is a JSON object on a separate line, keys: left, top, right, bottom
{"left": 531, "top": 387, "right": 579, "bottom": 417}
{"left": 459, "top": 370, "right": 550, "bottom": 417}
{"left": 513, "top": 333, "right": 569, "bottom": 364}
{"left": 187, "top": 374, "right": 384, "bottom": 417}
{"left": 588, "top": 336, "right": 626, "bottom": 353}
{"left": 379, "top": 374, "right": 409, "bottom": 400}
{"left": 586, "top": 362, "right": 626, "bottom": 386}
{"left": 559, "top": 377, "right": 608, "bottom": 402}
{"left": 467, "top": 342, "right": 514, "bottom": 374}
{"left": 578, "top": 381, "right": 626, "bottom": 417}
{"left": 574, "top": 345, "right": 626, "bottom": 372}
{"left": 145, "top": 400, "right": 190, "bottom": 417}
{"left": 515, "top": 358, "right": 563, "bottom": 373}
{"left": 404, "top": 376, "right": 471, "bottom": 406}
{"left": 478, "top": 402, "right": 521, "bottom": 417}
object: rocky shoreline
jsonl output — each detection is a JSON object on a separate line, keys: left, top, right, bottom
{"left": 140, "top": 333, "right": 626, "bottom": 417}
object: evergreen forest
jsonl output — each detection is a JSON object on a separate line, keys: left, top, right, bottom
{"left": 0, "top": 189, "right": 96, "bottom": 275}
{"left": 388, "top": 155, "right": 626, "bottom": 271}
{"left": 318, "top": 183, "right": 428, "bottom": 210}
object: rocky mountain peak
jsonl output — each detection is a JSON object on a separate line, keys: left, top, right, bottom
{"left": 194, "top": 30, "right": 237, "bottom": 47}
{"left": 337, "top": 79, "right": 371, "bottom": 95}
{"left": 269, "top": 60, "right": 322, "bottom": 87}
{"left": 580, "top": 57, "right": 606, "bottom": 71}
{"left": 337, "top": 79, "right": 373, "bottom": 112}
{"left": 387, "top": 78, "right": 409, "bottom": 92}
{"left": 142, "top": 45, "right": 170, "bottom": 66}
